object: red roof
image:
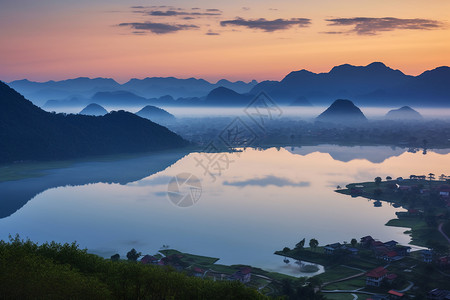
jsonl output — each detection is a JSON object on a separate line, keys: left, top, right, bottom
{"left": 388, "top": 290, "right": 404, "bottom": 297}
{"left": 386, "top": 273, "right": 398, "bottom": 280}
{"left": 387, "top": 251, "right": 398, "bottom": 257}
{"left": 366, "top": 266, "right": 387, "bottom": 278}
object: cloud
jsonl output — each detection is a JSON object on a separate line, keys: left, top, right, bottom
{"left": 206, "top": 30, "right": 220, "bottom": 36}
{"left": 145, "top": 8, "right": 222, "bottom": 17}
{"left": 242, "top": 7, "right": 250, "bottom": 11}
{"left": 325, "top": 17, "right": 444, "bottom": 35}
{"left": 119, "top": 22, "right": 199, "bottom": 34}
{"left": 223, "top": 175, "right": 310, "bottom": 187}
{"left": 220, "top": 17, "right": 311, "bottom": 32}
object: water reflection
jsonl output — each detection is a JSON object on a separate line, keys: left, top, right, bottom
{"left": 0, "top": 151, "right": 188, "bottom": 218}
{"left": 0, "top": 146, "right": 449, "bottom": 277}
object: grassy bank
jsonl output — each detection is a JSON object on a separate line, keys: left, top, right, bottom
{"left": 0, "top": 237, "right": 267, "bottom": 299}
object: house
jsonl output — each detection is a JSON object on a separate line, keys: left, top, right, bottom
{"left": 366, "top": 266, "right": 388, "bottom": 287}
{"left": 361, "top": 236, "right": 374, "bottom": 248}
{"left": 347, "top": 247, "right": 359, "bottom": 256}
{"left": 384, "top": 240, "right": 398, "bottom": 249}
{"left": 388, "top": 290, "right": 405, "bottom": 299}
{"left": 439, "top": 189, "right": 450, "bottom": 197}
{"left": 422, "top": 250, "right": 433, "bottom": 263}
{"left": 382, "top": 251, "right": 402, "bottom": 262}
{"left": 324, "top": 243, "right": 342, "bottom": 254}
{"left": 395, "top": 245, "right": 411, "bottom": 257}
{"left": 192, "top": 267, "right": 205, "bottom": 278}
{"left": 397, "top": 185, "right": 411, "bottom": 192}
{"left": 140, "top": 255, "right": 159, "bottom": 265}
{"left": 427, "top": 289, "right": 450, "bottom": 300}
{"left": 230, "top": 267, "right": 251, "bottom": 283}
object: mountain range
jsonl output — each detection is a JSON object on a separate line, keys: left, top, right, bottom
{"left": 6, "top": 62, "right": 450, "bottom": 108}
{"left": 8, "top": 77, "right": 258, "bottom": 107}
{"left": 0, "top": 81, "right": 187, "bottom": 163}
{"left": 251, "top": 62, "right": 450, "bottom": 106}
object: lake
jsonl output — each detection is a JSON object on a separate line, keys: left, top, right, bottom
{"left": 1, "top": 145, "right": 449, "bottom": 277}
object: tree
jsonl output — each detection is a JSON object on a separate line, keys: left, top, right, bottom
{"left": 126, "top": 248, "right": 141, "bottom": 261}
{"left": 428, "top": 173, "right": 435, "bottom": 181}
{"left": 309, "top": 239, "right": 319, "bottom": 251}
{"left": 295, "top": 238, "right": 305, "bottom": 250}
{"left": 386, "top": 176, "right": 392, "bottom": 181}
{"left": 439, "top": 174, "right": 447, "bottom": 181}
{"left": 110, "top": 254, "right": 120, "bottom": 261}
{"left": 374, "top": 177, "right": 382, "bottom": 186}
{"left": 282, "top": 247, "right": 290, "bottom": 254}
{"left": 350, "top": 238, "right": 357, "bottom": 248}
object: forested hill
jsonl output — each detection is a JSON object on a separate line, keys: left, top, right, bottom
{"left": 0, "top": 81, "right": 188, "bottom": 163}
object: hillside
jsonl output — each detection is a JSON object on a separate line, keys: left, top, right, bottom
{"left": 251, "top": 62, "right": 450, "bottom": 106}
{"left": 79, "top": 103, "right": 108, "bottom": 116}
{"left": 136, "top": 105, "right": 175, "bottom": 123}
{"left": 0, "top": 81, "right": 187, "bottom": 163}
{"left": 205, "top": 87, "right": 252, "bottom": 106}
{"left": 385, "top": 106, "right": 423, "bottom": 120}
{"left": 316, "top": 99, "right": 367, "bottom": 123}
{"left": 0, "top": 237, "right": 265, "bottom": 299}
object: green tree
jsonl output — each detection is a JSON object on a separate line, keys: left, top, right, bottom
{"left": 374, "top": 177, "right": 382, "bottom": 186}
{"left": 126, "top": 248, "right": 141, "bottom": 261}
{"left": 295, "top": 238, "right": 305, "bottom": 250}
{"left": 350, "top": 238, "right": 357, "bottom": 248}
{"left": 309, "top": 239, "right": 319, "bottom": 251}
{"left": 111, "top": 254, "right": 120, "bottom": 261}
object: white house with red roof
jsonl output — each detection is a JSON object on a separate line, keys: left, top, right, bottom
{"left": 366, "top": 266, "right": 387, "bottom": 287}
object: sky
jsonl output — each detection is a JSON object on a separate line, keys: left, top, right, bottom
{"left": 0, "top": 0, "right": 449, "bottom": 83}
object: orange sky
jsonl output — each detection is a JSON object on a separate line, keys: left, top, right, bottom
{"left": 0, "top": 0, "right": 449, "bottom": 83}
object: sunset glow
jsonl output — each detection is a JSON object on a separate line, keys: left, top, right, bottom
{"left": 1, "top": 0, "right": 449, "bottom": 82}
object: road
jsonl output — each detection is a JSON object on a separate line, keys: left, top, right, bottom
{"left": 438, "top": 222, "right": 450, "bottom": 244}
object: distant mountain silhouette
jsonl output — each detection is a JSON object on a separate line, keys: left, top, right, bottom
{"left": 79, "top": 103, "right": 108, "bottom": 116}
{"left": 12, "top": 77, "right": 257, "bottom": 108}
{"left": 251, "top": 62, "right": 450, "bottom": 106}
{"left": 204, "top": 87, "right": 253, "bottom": 106}
{"left": 136, "top": 105, "right": 175, "bottom": 123}
{"left": 316, "top": 99, "right": 367, "bottom": 123}
{"left": 385, "top": 106, "right": 423, "bottom": 120}
{"left": 0, "top": 81, "right": 187, "bottom": 163}
{"left": 8, "top": 77, "right": 120, "bottom": 106}
{"left": 91, "top": 91, "right": 150, "bottom": 106}
{"left": 8, "top": 62, "right": 450, "bottom": 107}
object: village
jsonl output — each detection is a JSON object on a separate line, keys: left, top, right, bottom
{"left": 276, "top": 234, "right": 450, "bottom": 300}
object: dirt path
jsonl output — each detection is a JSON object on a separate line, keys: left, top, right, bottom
{"left": 438, "top": 222, "right": 450, "bottom": 244}
{"left": 321, "top": 272, "right": 365, "bottom": 288}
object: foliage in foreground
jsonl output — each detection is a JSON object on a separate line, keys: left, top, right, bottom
{"left": 0, "top": 236, "right": 266, "bottom": 300}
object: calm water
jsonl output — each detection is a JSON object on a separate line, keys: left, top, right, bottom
{"left": 1, "top": 146, "right": 449, "bottom": 276}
